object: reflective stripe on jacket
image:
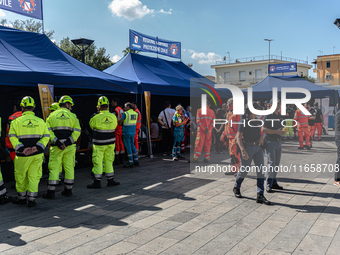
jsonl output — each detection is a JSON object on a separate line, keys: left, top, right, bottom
{"left": 46, "top": 108, "right": 81, "bottom": 145}
{"left": 89, "top": 110, "right": 118, "bottom": 145}
{"left": 9, "top": 111, "right": 49, "bottom": 157}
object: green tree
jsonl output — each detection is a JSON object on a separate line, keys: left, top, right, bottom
{"left": 301, "top": 74, "right": 316, "bottom": 83}
{"left": 0, "top": 18, "right": 54, "bottom": 39}
{"left": 59, "top": 37, "right": 113, "bottom": 71}
{"left": 122, "top": 46, "right": 140, "bottom": 57}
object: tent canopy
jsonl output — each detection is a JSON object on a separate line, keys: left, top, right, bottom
{"left": 104, "top": 53, "right": 224, "bottom": 97}
{"left": 0, "top": 26, "right": 137, "bottom": 94}
{"left": 243, "top": 76, "right": 334, "bottom": 99}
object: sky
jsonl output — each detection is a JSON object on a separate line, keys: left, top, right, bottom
{"left": 1, "top": 0, "right": 340, "bottom": 77}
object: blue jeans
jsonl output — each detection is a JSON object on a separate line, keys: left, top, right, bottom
{"left": 123, "top": 133, "right": 138, "bottom": 164}
{"left": 265, "top": 140, "right": 282, "bottom": 187}
{"left": 234, "top": 145, "right": 265, "bottom": 194}
{"left": 172, "top": 130, "right": 184, "bottom": 157}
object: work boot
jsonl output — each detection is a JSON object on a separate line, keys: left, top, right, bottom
{"left": 271, "top": 184, "right": 283, "bottom": 190}
{"left": 12, "top": 197, "right": 27, "bottom": 205}
{"left": 298, "top": 147, "right": 304, "bottom": 150}
{"left": 305, "top": 145, "right": 311, "bottom": 150}
{"left": 134, "top": 161, "right": 140, "bottom": 166}
{"left": 189, "top": 158, "right": 199, "bottom": 163}
{"left": 233, "top": 187, "right": 242, "bottom": 198}
{"left": 107, "top": 179, "right": 120, "bottom": 187}
{"left": 114, "top": 156, "right": 120, "bottom": 165}
{"left": 87, "top": 180, "right": 101, "bottom": 189}
{"left": 123, "top": 163, "right": 134, "bottom": 168}
{"left": 27, "top": 200, "right": 36, "bottom": 208}
{"left": 203, "top": 158, "right": 210, "bottom": 163}
{"left": 120, "top": 154, "right": 125, "bottom": 164}
{"left": 42, "top": 190, "right": 56, "bottom": 199}
{"left": 256, "top": 194, "right": 271, "bottom": 205}
{"left": 0, "top": 194, "right": 12, "bottom": 204}
{"left": 61, "top": 188, "right": 73, "bottom": 197}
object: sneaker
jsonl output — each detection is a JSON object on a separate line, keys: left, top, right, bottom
{"left": 27, "top": 200, "right": 36, "bottom": 208}
{"left": 172, "top": 157, "right": 179, "bottom": 161}
{"left": 271, "top": 184, "right": 283, "bottom": 190}
{"left": 0, "top": 195, "right": 12, "bottom": 204}
{"left": 233, "top": 187, "right": 242, "bottom": 198}
{"left": 334, "top": 181, "right": 340, "bottom": 187}
{"left": 107, "top": 179, "right": 120, "bottom": 187}
{"left": 12, "top": 197, "right": 27, "bottom": 205}
{"left": 256, "top": 194, "right": 271, "bottom": 205}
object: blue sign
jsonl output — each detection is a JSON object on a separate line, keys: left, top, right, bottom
{"left": 129, "top": 30, "right": 181, "bottom": 59}
{"left": 0, "top": 0, "right": 43, "bottom": 20}
{"left": 268, "top": 62, "right": 297, "bottom": 74}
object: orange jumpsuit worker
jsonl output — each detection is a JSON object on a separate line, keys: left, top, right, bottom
{"left": 132, "top": 102, "right": 141, "bottom": 155}
{"left": 111, "top": 98, "right": 125, "bottom": 164}
{"left": 191, "top": 101, "right": 215, "bottom": 163}
{"left": 5, "top": 101, "right": 22, "bottom": 161}
{"left": 223, "top": 98, "right": 241, "bottom": 173}
{"left": 295, "top": 103, "right": 311, "bottom": 150}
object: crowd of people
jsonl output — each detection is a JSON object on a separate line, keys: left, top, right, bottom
{"left": 0, "top": 95, "right": 143, "bottom": 207}
{"left": 0, "top": 94, "right": 328, "bottom": 208}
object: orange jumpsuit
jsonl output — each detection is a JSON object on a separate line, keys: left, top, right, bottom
{"left": 5, "top": 111, "right": 22, "bottom": 161}
{"left": 294, "top": 109, "right": 310, "bottom": 147}
{"left": 224, "top": 111, "right": 241, "bottom": 172}
{"left": 114, "top": 107, "right": 125, "bottom": 155}
{"left": 194, "top": 107, "right": 215, "bottom": 161}
{"left": 134, "top": 108, "right": 141, "bottom": 154}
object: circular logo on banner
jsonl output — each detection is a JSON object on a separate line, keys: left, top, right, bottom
{"left": 270, "top": 66, "right": 275, "bottom": 72}
{"left": 171, "top": 44, "right": 178, "bottom": 55}
{"left": 19, "top": 0, "right": 36, "bottom": 13}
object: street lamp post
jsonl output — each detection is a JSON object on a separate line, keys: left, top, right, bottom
{"left": 71, "top": 38, "right": 95, "bottom": 63}
{"left": 264, "top": 39, "right": 274, "bottom": 76}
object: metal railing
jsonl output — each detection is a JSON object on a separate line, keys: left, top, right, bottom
{"left": 214, "top": 55, "right": 308, "bottom": 65}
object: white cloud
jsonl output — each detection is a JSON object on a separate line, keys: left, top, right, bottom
{"left": 108, "top": 0, "right": 172, "bottom": 20}
{"left": 190, "top": 50, "right": 221, "bottom": 64}
{"left": 0, "top": 10, "right": 5, "bottom": 17}
{"left": 108, "top": 0, "right": 154, "bottom": 20}
{"left": 111, "top": 54, "right": 121, "bottom": 63}
{"left": 159, "top": 8, "right": 172, "bottom": 14}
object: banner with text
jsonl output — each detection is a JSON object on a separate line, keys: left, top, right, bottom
{"left": 38, "top": 84, "right": 54, "bottom": 121}
{"left": 268, "top": 62, "right": 297, "bottom": 74}
{"left": 0, "top": 0, "right": 43, "bottom": 20}
{"left": 130, "top": 30, "right": 181, "bottom": 59}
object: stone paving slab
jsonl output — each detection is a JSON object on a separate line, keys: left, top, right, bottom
{"left": 0, "top": 134, "right": 340, "bottom": 254}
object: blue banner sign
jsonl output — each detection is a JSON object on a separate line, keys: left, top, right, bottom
{"left": 129, "top": 29, "right": 181, "bottom": 59}
{"left": 0, "top": 0, "right": 43, "bottom": 20}
{"left": 269, "top": 62, "right": 297, "bottom": 74}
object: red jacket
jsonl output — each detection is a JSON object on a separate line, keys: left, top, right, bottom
{"left": 114, "top": 107, "right": 124, "bottom": 133}
{"left": 225, "top": 111, "right": 241, "bottom": 138}
{"left": 294, "top": 109, "right": 310, "bottom": 127}
{"left": 196, "top": 107, "right": 215, "bottom": 132}
{"left": 135, "top": 108, "right": 142, "bottom": 130}
{"left": 5, "top": 111, "right": 22, "bottom": 149}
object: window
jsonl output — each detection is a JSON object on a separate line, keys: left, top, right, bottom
{"left": 255, "top": 69, "right": 262, "bottom": 81}
{"left": 326, "top": 73, "right": 332, "bottom": 80}
{"left": 327, "top": 61, "right": 331, "bottom": 68}
{"left": 224, "top": 72, "right": 230, "bottom": 83}
{"left": 249, "top": 71, "right": 253, "bottom": 75}
{"left": 239, "top": 71, "right": 246, "bottom": 81}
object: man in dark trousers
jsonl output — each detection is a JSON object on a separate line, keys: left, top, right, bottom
{"left": 158, "top": 101, "right": 176, "bottom": 156}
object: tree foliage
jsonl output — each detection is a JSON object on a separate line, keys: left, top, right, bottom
{"left": 122, "top": 46, "right": 140, "bottom": 57}
{"left": 0, "top": 18, "right": 54, "bottom": 39}
{"left": 301, "top": 74, "right": 316, "bottom": 83}
{"left": 59, "top": 37, "right": 113, "bottom": 71}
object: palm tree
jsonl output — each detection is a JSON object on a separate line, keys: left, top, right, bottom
{"left": 122, "top": 47, "right": 140, "bottom": 57}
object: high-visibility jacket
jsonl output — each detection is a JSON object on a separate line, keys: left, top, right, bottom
{"left": 294, "top": 109, "right": 310, "bottom": 127}
{"left": 89, "top": 110, "right": 118, "bottom": 146}
{"left": 122, "top": 109, "right": 138, "bottom": 135}
{"left": 8, "top": 111, "right": 49, "bottom": 157}
{"left": 46, "top": 108, "right": 81, "bottom": 146}
{"left": 225, "top": 111, "right": 241, "bottom": 138}
{"left": 114, "top": 107, "right": 124, "bottom": 133}
{"left": 135, "top": 108, "right": 142, "bottom": 130}
{"left": 5, "top": 111, "right": 22, "bottom": 150}
{"left": 196, "top": 107, "right": 215, "bottom": 133}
